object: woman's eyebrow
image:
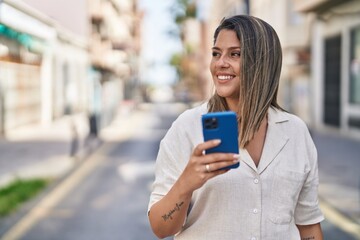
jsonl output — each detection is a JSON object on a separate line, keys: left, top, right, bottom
{"left": 212, "top": 46, "right": 241, "bottom": 50}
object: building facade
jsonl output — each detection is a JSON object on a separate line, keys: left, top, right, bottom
{"left": 296, "top": 0, "right": 360, "bottom": 138}
{"left": 0, "top": 0, "right": 141, "bottom": 136}
{"left": 0, "top": 0, "right": 89, "bottom": 135}
{"left": 249, "top": 0, "right": 313, "bottom": 123}
{"left": 88, "top": 0, "right": 141, "bottom": 130}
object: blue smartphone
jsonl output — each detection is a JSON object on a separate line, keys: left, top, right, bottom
{"left": 201, "top": 111, "right": 240, "bottom": 169}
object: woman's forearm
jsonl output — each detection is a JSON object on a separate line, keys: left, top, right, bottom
{"left": 148, "top": 179, "right": 192, "bottom": 239}
{"left": 297, "top": 223, "right": 323, "bottom": 240}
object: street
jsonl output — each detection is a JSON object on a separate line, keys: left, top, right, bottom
{"left": 1, "top": 103, "right": 358, "bottom": 240}
{"left": 1, "top": 103, "right": 180, "bottom": 240}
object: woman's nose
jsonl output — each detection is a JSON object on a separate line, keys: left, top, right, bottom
{"left": 216, "top": 56, "right": 230, "bottom": 68}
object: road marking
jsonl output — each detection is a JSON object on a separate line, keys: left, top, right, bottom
{"left": 0, "top": 106, "right": 180, "bottom": 239}
{"left": 0, "top": 109, "right": 158, "bottom": 239}
{"left": 320, "top": 199, "right": 360, "bottom": 239}
{"left": 0, "top": 144, "right": 110, "bottom": 240}
{"left": 118, "top": 162, "right": 155, "bottom": 183}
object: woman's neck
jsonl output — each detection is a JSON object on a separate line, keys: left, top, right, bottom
{"left": 226, "top": 98, "right": 239, "bottom": 113}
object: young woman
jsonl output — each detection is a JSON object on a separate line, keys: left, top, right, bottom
{"left": 148, "top": 15, "right": 324, "bottom": 240}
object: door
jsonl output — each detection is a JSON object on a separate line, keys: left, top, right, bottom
{"left": 324, "top": 35, "right": 341, "bottom": 127}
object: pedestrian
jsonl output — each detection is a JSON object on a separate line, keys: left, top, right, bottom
{"left": 148, "top": 15, "right": 324, "bottom": 239}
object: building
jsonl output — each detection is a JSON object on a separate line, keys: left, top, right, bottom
{"left": 88, "top": 0, "right": 141, "bottom": 130}
{"left": 250, "top": 0, "right": 313, "bottom": 123}
{"left": 295, "top": 0, "right": 360, "bottom": 138}
{"left": 0, "top": 0, "right": 141, "bottom": 136}
{"left": 0, "top": 0, "right": 89, "bottom": 135}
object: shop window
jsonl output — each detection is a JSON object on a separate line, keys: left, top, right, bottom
{"left": 350, "top": 26, "right": 360, "bottom": 104}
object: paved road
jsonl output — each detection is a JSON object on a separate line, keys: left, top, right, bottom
{"left": 13, "top": 104, "right": 178, "bottom": 240}
{"left": 1, "top": 103, "right": 357, "bottom": 239}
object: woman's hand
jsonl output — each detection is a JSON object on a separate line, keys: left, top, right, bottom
{"left": 178, "top": 139, "right": 240, "bottom": 195}
{"left": 149, "top": 139, "right": 239, "bottom": 238}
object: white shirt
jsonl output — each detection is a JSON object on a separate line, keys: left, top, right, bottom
{"left": 149, "top": 103, "right": 324, "bottom": 240}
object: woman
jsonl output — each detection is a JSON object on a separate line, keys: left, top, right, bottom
{"left": 148, "top": 15, "right": 324, "bottom": 240}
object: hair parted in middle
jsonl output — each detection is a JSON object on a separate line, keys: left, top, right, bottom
{"left": 208, "top": 15, "right": 284, "bottom": 148}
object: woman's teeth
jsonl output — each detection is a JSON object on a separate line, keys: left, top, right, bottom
{"left": 218, "top": 75, "right": 233, "bottom": 80}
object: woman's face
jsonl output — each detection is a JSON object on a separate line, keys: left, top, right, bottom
{"left": 210, "top": 29, "right": 241, "bottom": 104}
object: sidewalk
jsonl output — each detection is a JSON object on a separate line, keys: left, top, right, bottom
{"left": 311, "top": 129, "right": 360, "bottom": 226}
{"left": 0, "top": 112, "right": 100, "bottom": 188}
{"left": 0, "top": 102, "right": 141, "bottom": 238}
{"left": 0, "top": 100, "right": 141, "bottom": 189}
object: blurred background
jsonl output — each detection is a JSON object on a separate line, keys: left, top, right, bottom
{"left": 0, "top": 0, "right": 359, "bottom": 239}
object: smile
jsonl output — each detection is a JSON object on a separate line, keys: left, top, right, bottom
{"left": 217, "top": 75, "right": 235, "bottom": 80}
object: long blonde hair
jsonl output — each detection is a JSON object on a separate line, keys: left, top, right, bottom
{"left": 208, "top": 15, "right": 284, "bottom": 148}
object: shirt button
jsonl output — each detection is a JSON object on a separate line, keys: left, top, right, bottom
{"left": 254, "top": 178, "right": 259, "bottom": 184}
{"left": 253, "top": 208, "right": 259, "bottom": 214}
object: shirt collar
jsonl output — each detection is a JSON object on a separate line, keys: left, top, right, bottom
{"left": 268, "top": 106, "right": 289, "bottom": 124}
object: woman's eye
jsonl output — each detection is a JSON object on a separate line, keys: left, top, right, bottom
{"left": 231, "top": 52, "right": 241, "bottom": 57}
{"left": 212, "top": 52, "right": 220, "bottom": 57}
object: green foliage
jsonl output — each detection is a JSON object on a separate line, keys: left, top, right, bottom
{"left": 173, "top": 0, "right": 197, "bottom": 25}
{"left": 170, "top": 52, "right": 184, "bottom": 79}
{"left": 0, "top": 178, "right": 48, "bottom": 216}
{"left": 169, "top": 0, "right": 198, "bottom": 82}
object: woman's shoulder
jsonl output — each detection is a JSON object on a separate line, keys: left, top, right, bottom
{"left": 173, "top": 102, "right": 208, "bottom": 126}
{"left": 269, "top": 107, "right": 311, "bottom": 135}
{"left": 270, "top": 107, "right": 307, "bottom": 126}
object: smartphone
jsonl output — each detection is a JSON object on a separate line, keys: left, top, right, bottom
{"left": 201, "top": 111, "right": 240, "bottom": 169}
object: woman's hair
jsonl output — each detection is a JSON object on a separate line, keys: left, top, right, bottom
{"left": 208, "top": 15, "right": 283, "bottom": 148}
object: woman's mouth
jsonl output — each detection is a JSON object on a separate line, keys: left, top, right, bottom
{"left": 217, "top": 75, "right": 235, "bottom": 81}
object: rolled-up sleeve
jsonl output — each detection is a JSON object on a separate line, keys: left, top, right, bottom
{"left": 148, "top": 139, "right": 179, "bottom": 212}
{"left": 294, "top": 137, "right": 325, "bottom": 225}
{"left": 147, "top": 113, "right": 195, "bottom": 213}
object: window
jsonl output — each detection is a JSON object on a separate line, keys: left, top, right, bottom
{"left": 350, "top": 26, "right": 360, "bottom": 104}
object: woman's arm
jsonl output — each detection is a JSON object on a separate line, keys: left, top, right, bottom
{"left": 297, "top": 223, "right": 323, "bottom": 240}
{"left": 148, "top": 140, "right": 239, "bottom": 238}
{"left": 148, "top": 178, "right": 192, "bottom": 239}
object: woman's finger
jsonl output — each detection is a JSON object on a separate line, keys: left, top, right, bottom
{"left": 201, "top": 153, "right": 240, "bottom": 164}
{"left": 193, "top": 139, "right": 221, "bottom": 156}
{"left": 203, "top": 159, "right": 239, "bottom": 173}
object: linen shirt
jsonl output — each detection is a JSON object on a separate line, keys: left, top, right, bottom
{"left": 148, "top": 103, "right": 324, "bottom": 240}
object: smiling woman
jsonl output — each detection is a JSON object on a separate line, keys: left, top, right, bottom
{"left": 148, "top": 15, "right": 324, "bottom": 240}
{"left": 210, "top": 30, "right": 241, "bottom": 108}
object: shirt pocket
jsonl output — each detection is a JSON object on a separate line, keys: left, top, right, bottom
{"left": 269, "top": 170, "right": 307, "bottom": 224}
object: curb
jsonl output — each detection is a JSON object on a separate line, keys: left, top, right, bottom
{"left": 0, "top": 137, "right": 103, "bottom": 238}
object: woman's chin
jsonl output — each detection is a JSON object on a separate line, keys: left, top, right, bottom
{"left": 216, "top": 90, "right": 233, "bottom": 98}
{"left": 215, "top": 90, "right": 239, "bottom": 100}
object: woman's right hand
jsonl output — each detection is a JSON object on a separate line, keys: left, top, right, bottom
{"left": 178, "top": 139, "right": 240, "bottom": 195}
{"left": 148, "top": 139, "right": 239, "bottom": 238}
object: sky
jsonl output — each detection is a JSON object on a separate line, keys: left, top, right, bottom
{"left": 138, "top": 0, "right": 182, "bottom": 86}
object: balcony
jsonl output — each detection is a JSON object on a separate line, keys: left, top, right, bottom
{"left": 89, "top": 0, "right": 105, "bottom": 23}
{"left": 294, "top": 0, "right": 352, "bottom": 13}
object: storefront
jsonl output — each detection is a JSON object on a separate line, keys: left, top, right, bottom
{"left": 0, "top": 1, "right": 90, "bottom": 134}
{"left": 0, "top": 23, "right": 45, "bottom": 132}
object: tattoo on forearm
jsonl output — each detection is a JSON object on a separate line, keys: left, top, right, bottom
{"left": 162, "top": 201, "right": 184, "bottom": 222}
{"left": 302, "top": 237, "right": 315, "bottom": 240}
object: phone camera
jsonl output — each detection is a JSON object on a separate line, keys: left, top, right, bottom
{"left": 205, "top": 117, "right": 218, "bottom": 129}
